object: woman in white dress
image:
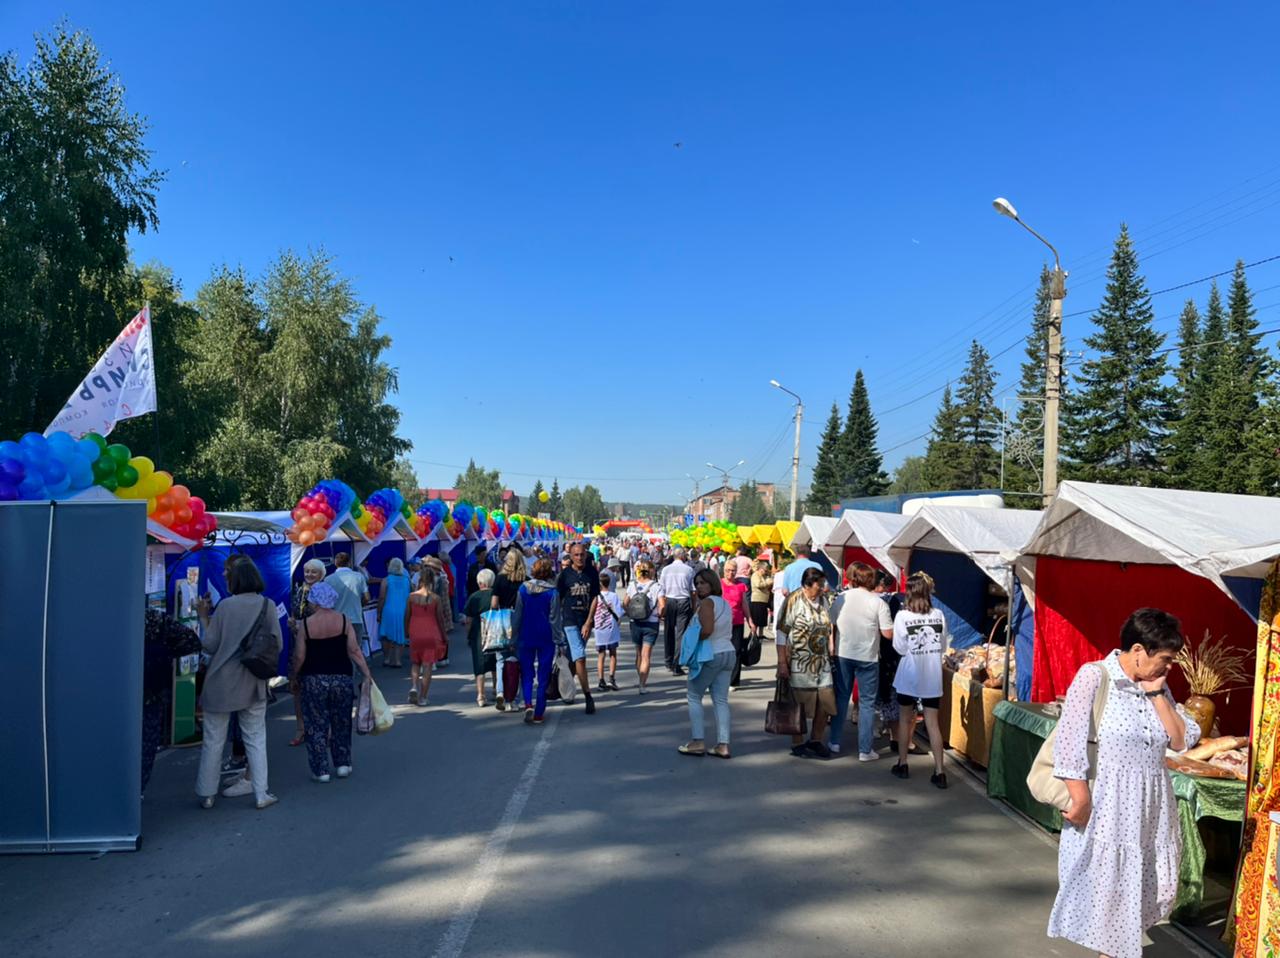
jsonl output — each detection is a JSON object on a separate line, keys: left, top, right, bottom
{"left": 1047, "top": 608, "right": 1200, "bottom": 958}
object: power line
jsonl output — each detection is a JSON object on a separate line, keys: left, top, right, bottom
{"left": 407, "top": 458, "right": 690, "bottom": 484}
{"left": 1061, "top": 252, "right": 1280, "bottom": 320}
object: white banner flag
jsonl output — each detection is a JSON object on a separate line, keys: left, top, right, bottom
{"left": 44, "top": 306, "right": 156, "bottom": 439}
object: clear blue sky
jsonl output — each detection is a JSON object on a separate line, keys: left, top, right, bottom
{"left": 6, "top": 3, "right": 1280, "bottom": 506}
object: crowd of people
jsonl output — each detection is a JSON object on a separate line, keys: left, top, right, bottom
{"left": 140, "top": 532, "right": 1195, "bottom": 958}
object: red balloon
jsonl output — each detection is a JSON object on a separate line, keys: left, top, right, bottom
{"left": 176, "top": 506, "right": 193, "bottom": 524}
{"left": 189, "top": 496, "right": 206, "bottom": 517}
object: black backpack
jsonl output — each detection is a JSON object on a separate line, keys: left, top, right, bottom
{"left": 625, "top": 583, "right": 653, "bottom": 620}
{"left": 238, "top": 597, "right": 282, "bottom": 680}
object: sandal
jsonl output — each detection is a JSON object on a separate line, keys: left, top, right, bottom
{"left": 677, "top": 742, "right": 706, "bottom": 757}
{"left": 712, "top": 744, "right": 731, "bottom": 759}
{"left": 288, "top": 733, "right": 305, "bottom": 747}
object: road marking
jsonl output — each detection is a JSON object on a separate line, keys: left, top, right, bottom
{"left": 429, "top": 706, "right": 562, "bottom": 958}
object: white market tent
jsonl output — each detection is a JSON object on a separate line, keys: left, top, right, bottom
{"left": 889, "top": 505, "right": 1042, "bottom": 597}
{"left": 788, "top": 516, "right": 840, "bottom": 555}
{"left": 822, "top": 510, "right": 910, "bottom": 578}
{"left": 1013, "top": 480, "right": 1280, "bottom": 615}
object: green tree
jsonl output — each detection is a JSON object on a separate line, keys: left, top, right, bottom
{"left": 547, "top": 478, "right": 562, "bottom": 520}
{"left": 730, "top": 480, "right": 770, "bottom": 525}
{"left": 1005, "top": 267, "right": 1053, "bottom": 496}
{"left": 890, "top": 455, "right": 930, "bottom": 494}
{"left": 0, "top": 25, "right": 164, "bottom": 437}
{"left": 527, "top": 479, "right": 545, "bottom": 513}
{"left": 1206, "top": 261, "right": 1271, "bottom": 493}
{"left": 953, "top": 341, "right": 1001, "bottom": 488}
{"left": 1167, "top": 300, "right": 1204, "bottom": 483}
{"left": 1064, "top": 225, "right": 1171, "bottom": 485}
{"left": 454, "top": 459, "right": 503, "bottom": 509}
{"left": 807, "top": 402, "right": 845, "bottom": 514}
{"left": 390, "top": 457, "right": 421, "bottom": 504}
{"left": 922, "top": 385, "right": 966, "bottom": 490}
{"left": 837, "top": 370, "right": 889, "bottom": 498}
{"left": 561, "top": 484, "right": 607, "bottom": 526}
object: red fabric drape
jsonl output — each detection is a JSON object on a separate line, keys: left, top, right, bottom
{"left": 840, "top": 546, "right": 904, "bottom": 589}
{"left": 1032, "top": 556, "right": 1256, "bottom": 734}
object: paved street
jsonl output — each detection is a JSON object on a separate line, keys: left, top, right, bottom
{"left": 0, "top": 624, "right": 1213, "bottom": 958}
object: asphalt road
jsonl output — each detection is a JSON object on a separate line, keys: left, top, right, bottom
{"left": 0, "top": 621, "right": 1215, "bottom": 958}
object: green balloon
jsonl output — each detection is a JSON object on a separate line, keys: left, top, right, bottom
{"left": 84, "top": 433, "right": 108, "bottom": 453}
{"left": 117, "top": 464, "right": 139, "bottom": 487}
{"left": 92, "top": 457, "right": 115, "bottom": 481}
{"left": 99, "top": 474, "right": 118, "bottom": 492}
{"left": 107, "top": 443, "right": 131, "bottom": 465}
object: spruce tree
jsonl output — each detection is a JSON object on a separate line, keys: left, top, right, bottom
{"left": 547, "top": 478, "right": 562, "bottom": 521}
{"left": 1167, "top": 300, "right": 1203, "bottom": 484}
{"left": 953, "top": 341, "right": 1001, "bottom": 488}
{"left": 1190, "top": 284, "right": 1228, "bottom": 489}
{"left": 1209, "top": 261, "right": 1270, "bottom": 493}
{"left": 528, "top": 479, "right": 545, "bottom": 514}
{"left": 922, "top": 385, "right": 966, "bottom": 490}
{"left": 837, "top": 369, "right": 889, "bottom": 498}
{"left": 1063, "top": 225, "right": 1171, "bottom": 485}
{"left": 807, "top": 402, "right": 845, "bottom": 514}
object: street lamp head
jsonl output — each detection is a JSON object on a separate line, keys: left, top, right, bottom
{"left": 769, "top": 379, "right": 781, "bottom": 389}
{"left": 992, "top": 197, "right": 1019, "bottom": 220}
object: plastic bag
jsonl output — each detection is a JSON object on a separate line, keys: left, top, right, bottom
{"left": 370, "top": 681, "right": 395, "bottom": 736}
{"left": 355, "top": 677, "right": 375, "bottom": 735}
{"left": 554, "top": 651, "right": 576, "bottom": 703}
{"left": 481, "top": 609, "right": 513, "bottom": 652}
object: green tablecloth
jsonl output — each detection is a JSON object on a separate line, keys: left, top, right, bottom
{"left": 987, "top": 699, "right": 1246, "bottom": 919}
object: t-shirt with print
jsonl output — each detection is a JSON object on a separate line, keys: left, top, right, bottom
{"left": 830, "top": 587, "right": 893, "bottom": 662}
{"left": 891, "top": 608, "right": 949, "bottom": 699}
{"left": 556, "top": 566, "right": 601, "bottom": 628}
{"left": 592, "top": 591, "right": 623, "bottom": 647}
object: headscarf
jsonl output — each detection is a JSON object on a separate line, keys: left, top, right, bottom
{"left": 307, "top": 581, "right": 340, "bottom": 609}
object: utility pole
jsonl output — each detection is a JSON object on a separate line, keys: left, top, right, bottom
{"left": 993, "top": 198, "right": 1066, "bottom": 505}
{"left": 770, "top": 380, "right": 803, "bottom": 520}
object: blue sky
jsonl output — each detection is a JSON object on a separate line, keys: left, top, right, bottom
{"left": 6, "top": 3, "right": 1280, "bottom": 506}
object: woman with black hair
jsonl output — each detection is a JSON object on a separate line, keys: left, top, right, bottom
{"left": 1047, "top": 608, "right": 1200, "bottom": 958}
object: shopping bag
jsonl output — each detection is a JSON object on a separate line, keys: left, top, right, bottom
{"left": 481, "top": 609, "right": 513, "bottom": 652}
{"left": 554, "top": 651, "right": 576, "bottom": 703}
{"left": 765, "top": 679, "right": 806, "bottom": 736}
{"left": 741, "top": 633, "right": 762, "bottom": 667}
{"left": 370, "top": 681, "right": 395, "bottom": 736}
{"left": 355, "top": 677, "right": 375, "bottom": 735}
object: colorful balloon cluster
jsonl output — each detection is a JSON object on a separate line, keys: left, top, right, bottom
{"left": 0, "top": 430, "right": 217, "bottom": 545}
{"left": 357, "top": 488, "right": 411, "bottom": 539}
{"left": 670, "top": 520, "right": 741, "bottom": 553}
{"left": 287, "top": 479, "right": 357, "bottom": 546}
{"left": 413, "top": 499, "right": 449, "bottom": 539}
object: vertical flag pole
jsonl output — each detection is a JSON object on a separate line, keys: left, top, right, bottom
{"left": 146, "top": 302, "right": 161, "bottom": 463}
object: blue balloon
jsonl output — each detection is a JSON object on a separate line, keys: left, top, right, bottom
{"left": 75, "top": 437, "right": 102, "bottom": 462}
{"left": 0, "top": 458, "right": 23, "bottom": 483}
{"left": 41, "top": 459, "right": 67, "bottom": 485}
{"left": 0, "top": 440, "right": 21, "bottom": 459}
{"left": 68, "top": 461, "right": 94, "bottom": 490}
{"left": 47, "top": 474, "right": 73, "bottom": 498}
{"left": 46, "top": 431, "right": 77, "bottom": 459}
{"left": 18, "top": 475, "right": 46, "bottom": 500}
{"left": 0, "top": 481, "right": 18, "bottom": 501}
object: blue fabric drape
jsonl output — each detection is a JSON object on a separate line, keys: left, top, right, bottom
{"left": 1012, "top": 575, "right": 1034, "bottom": 700}
{"left": 909, "top": 549, "right": 987, "bottom": 650}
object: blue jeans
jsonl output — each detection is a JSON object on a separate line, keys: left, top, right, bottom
{"left": 687, "top": 650, "right": 735, "bottom": 745}
{"left": 831, "top": 657, "right": 879, "bottom": 754}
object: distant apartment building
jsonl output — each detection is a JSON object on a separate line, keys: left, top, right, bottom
{"left": 685, "top": 482, "right": 776, "bottom": 523}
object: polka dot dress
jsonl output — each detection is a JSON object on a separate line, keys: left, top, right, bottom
{"left": 1046, "top": 652, "right": 1200, "bottom": 958}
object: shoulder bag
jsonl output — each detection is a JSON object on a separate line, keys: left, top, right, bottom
{"left": 1026, "top": 662, "right": 1110, "bottom": 812}
{"left": 765, "top": 678, "right": 807, "bottom": 737}
{"left": 238, "top": 596, "right": 282, "bottom": 680}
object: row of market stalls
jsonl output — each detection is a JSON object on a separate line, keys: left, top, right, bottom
{"left": 779, "top": 481, "right": 1280, "bottom": 956}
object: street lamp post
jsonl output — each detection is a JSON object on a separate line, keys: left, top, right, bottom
{"left": 770, "top": 380, "right": 803, "bottom": 520}
{"left": 705, "top": 459, "right": 745, "bottom": 520}
{"left": 993, "top": 197, "right": 1067, "bottom": 505}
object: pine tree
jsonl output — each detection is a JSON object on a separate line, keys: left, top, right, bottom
{"left": 922, "top": 385, "right": 966, "bottom": 490}
{"left": 837, "top": 370, "right": 889, "bottom": 498}
{"left": 547, "top": 478, "right": 562, "bottom": 521}
{"left": 807, "top": 402, "right": 845, "bottom": 514}
{"left": 1005, "top": 268, "right": 1052, "bottom": 495}
{"left": 528, "top": 479, "right": 545, "bottom": 514}
{"left": 1064, "top": 225, "right": 1171, "bottom": 485}
{"left": 1209, "top": 261, "right": 1271, "bottom": 493}
{"left": 953, "top": 341, "right": 1001, "bottom": 488}
{"left": 730, "top": 481, "right": 770, "bottom": 525}
{"left": 1167, "top": 300, "right": 1203, "bottom": 483}
{"left": 1190, "top": 284, "right": 1228, "bottom": 489}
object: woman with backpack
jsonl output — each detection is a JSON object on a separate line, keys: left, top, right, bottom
{"left": 624, "top": 560, "right": 661, "bottom": 694}
{"left": 194, "top": 557, "right": 281, "bottom": 810}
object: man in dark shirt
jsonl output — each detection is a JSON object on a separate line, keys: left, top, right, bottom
{"left": 556, "top": 541, "right": 600, "bottom": 714}
{"left": 467, "top": 545, "right": 496, "bottom": 595}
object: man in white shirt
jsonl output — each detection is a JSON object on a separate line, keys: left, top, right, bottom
{"left": 657, "top": 547, "right": 696, "bottom": 675}
{"left": 829, "top": 562, "right": 893, "bottom": 760}
{"left": 330, "top": 553, "right": 372, "bottom": 649}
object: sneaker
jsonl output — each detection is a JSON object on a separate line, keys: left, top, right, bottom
{"left": 532, "top": 715, "right": 545, "bottom": 724}
{"left": 584, "top": 694, "right": 596, "bottom": 715}
{"left": 495, "top": 696, "right": 506, "bottom": 712}
{"left": 312, "top": 773, "right": 331, "bottom": 783}
{"left": 597, "top": 680, "right": 608, "bottom": 692}
{"left": 336, "top": 765, "right": 352, "bottom": 778}
{"left": 930, "top": 772, "right": 948, "bottom": 790}
{"left": 221, "top": 776, "right": 254, "bottom": 798}
{"left": 828, "top": 743, "right": 842, "bottom": 755}
{"left": 220, "top": 756, "right": 247, "bottom": 775}
{"left": 608, "top": 678, "right": 620, "bottom": 691}
{"left": 408, "top": 688, "right": 419, "bottom": 706}
{"left": 476, "top": 695, "right": 486, "bottom": 708}
{"left": 199, "top": 796, "right": 215, "bottom": 809}
{"left": 255, "top": 793, "right": 279, "bottom": 810}
{"left": 638, "top": 685, "right": 648, "bottom": 695}
{"left": 858, "top": 751, "right": 881, "bottom": 763}
{"left": 524, "top": 708, "right": 534, "bottom": 724}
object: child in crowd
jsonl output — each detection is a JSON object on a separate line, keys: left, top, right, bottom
{"left": 593, "top": 571, "right": 623, "bottom": 691}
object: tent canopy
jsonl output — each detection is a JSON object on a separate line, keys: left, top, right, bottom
{"left": 788, "top": 516, "right": 839, "bottom": 554}
{"left": 1015, "top": 481, "right": 1280, "bottom": 620}
{"left": 774, "top": 520, "right": 802, "bottom": 553}
{"left": 824, "top": 510, "right": 910, "bottom": 578}
{"left": 889, "top": 506, "right": 1042, "bottom": 595}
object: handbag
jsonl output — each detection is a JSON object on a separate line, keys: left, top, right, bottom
{"left": 765, "top": 678, "right": 807, "bottom": 736}
{"left": 238, "top": 596, "right": 281, "bottom": 680}
{"left": 1026, "top": 662, "right": 1110, "bottom": 812}
{"left": 355, "top": 677, "right": 375, "bottom": 735}
{"left": 481, "top": 608, "right": 513, "bottom": 653}
{"left": 742, "top": 632, "right": 762, "bottom": 667}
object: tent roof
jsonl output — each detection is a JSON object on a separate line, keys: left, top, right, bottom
{"left": 774, "top": 520, "right": 802, "bottom": 553}
{"left": 824, "top": 510, "right": 910, "bottom": 578}
{"left": 1016, "top": 480, "right": 1280, "bottom": 588}
{"left": 789, "top": 516, "right": 840, "bottom": 553}
{"left": 889, "top": 505, "right": 1041, "bottom": 592}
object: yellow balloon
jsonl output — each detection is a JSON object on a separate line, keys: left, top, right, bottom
{"left": 539, "top": 490, "right": 550, "bottom": 503}
{"left": 128, "top": 456, "right": 155, "bottom": 480}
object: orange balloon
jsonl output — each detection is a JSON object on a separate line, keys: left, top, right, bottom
{"left": 153, "top": 510, "right": 175, "bottom": 527}
{"left": 299, "top": 529, "right": 316, "bottom": 546}
{"left": 170, "top": 485, "right": 191, "bottom": 506}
